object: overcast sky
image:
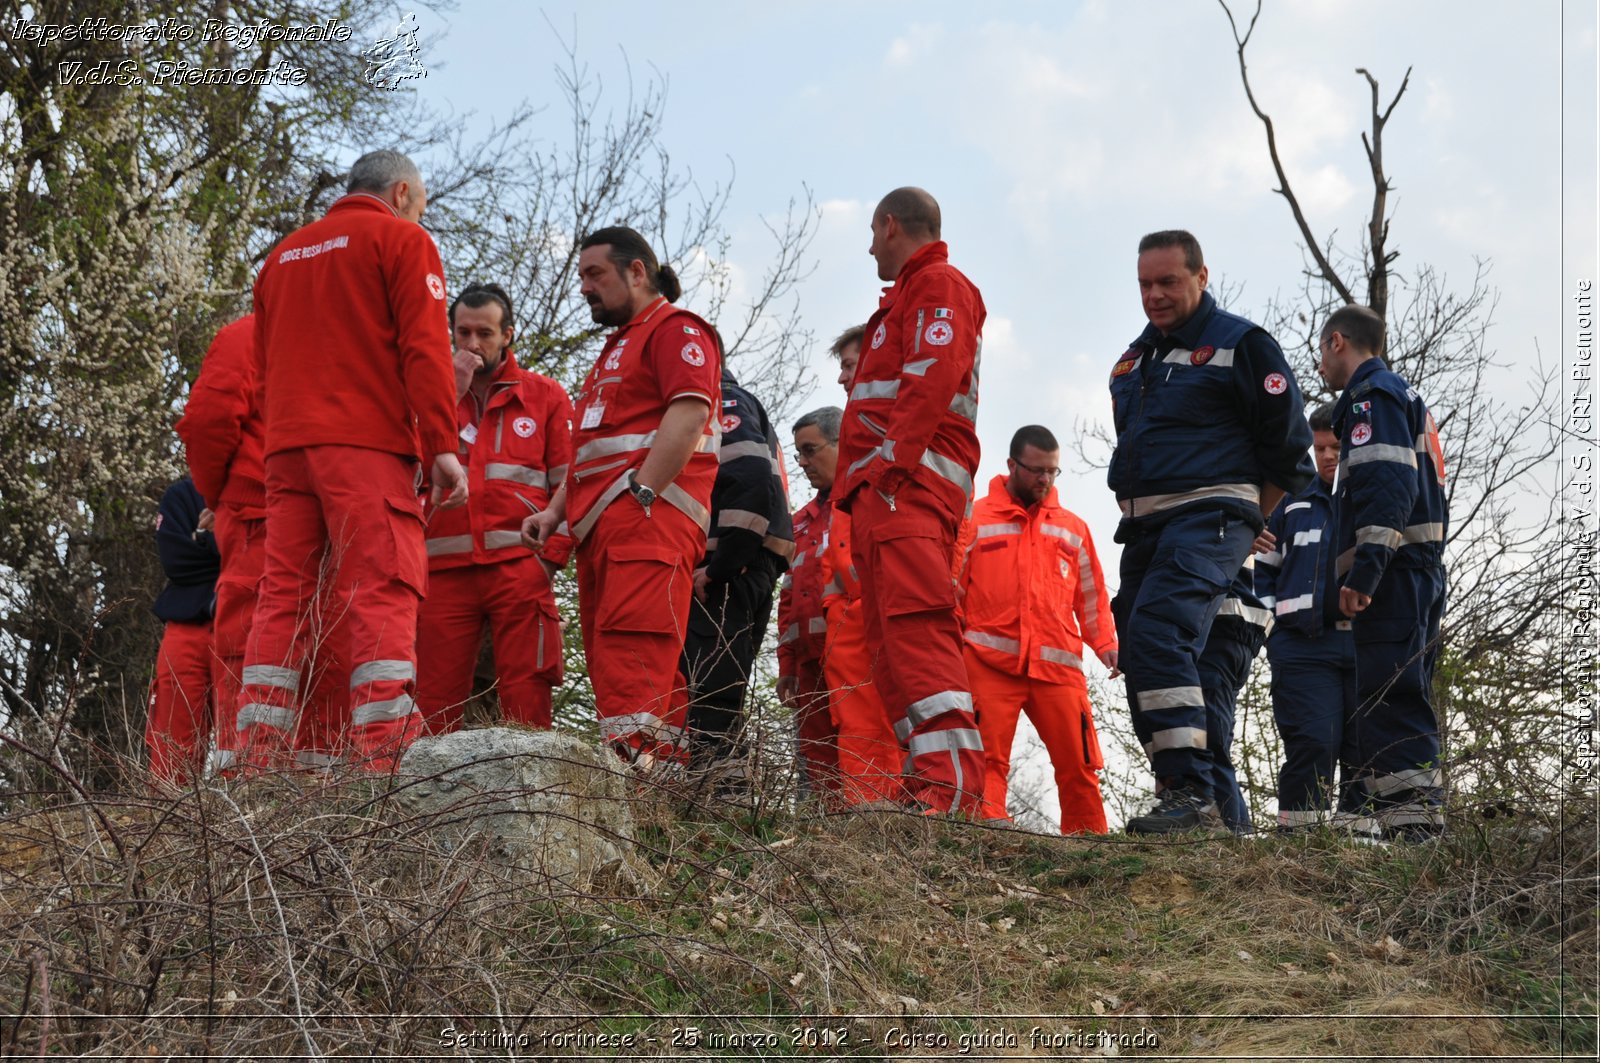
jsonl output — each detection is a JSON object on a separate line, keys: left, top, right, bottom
{"left": 405, "top": 1, "right": 1596, "bottom": 820}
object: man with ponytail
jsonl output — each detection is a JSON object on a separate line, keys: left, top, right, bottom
{"left": 521, "top": 227, "right": 720, "bottom": 769}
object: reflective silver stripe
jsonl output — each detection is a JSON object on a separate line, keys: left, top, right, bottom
{"left": 908, "top": 728, "right": 984, "bottom": 757}
{"left": 1039, "top": 523, "right": 1083, "bottom": 547}
{"left": 1291, "top": 527, "right": 1323, "bottom": 546}
{"left": 904, "top": 689, "right": 974, "bottom": 726}
{"left": 547, "top": 464, "right": 569, "bottom": 485}
{"left": 778, "top": 624, "right": 801, "bottom": 646}
{"left": 1217, "top": 597, "right": 1274, "bottom": 629}
{"left": 426, "top": 534, "right": 473, "bottom": 557}
{"left": 1403, "top": 522, "right": 1445, "bottom": 545}
{"left": 1278, "top": 808, "right": 1324, "bottom": 827}
{"left": 764, "top": 536, "right": 797, "bottom": 561}
{"left": 1376, "top": 806, "right": 1444, "bottom": 828}
{"left": 1258, "top": 594, "right": 1277, "bottom": 609}
{"left": 851, "top": 379, "right": 900, "bottom": 402}
{"left": 660, "top": 482, "right": 711, "bottom": 531}
{"left": 718, "top": 508, "right": 770, "bottom": 534}
{"left": 881, "top": 439, "right": 897, "bottom": 462}
{"left": 807, "top": 616, "right": 829, "bottom": 634}
{"left": 1118, "top": 482, "right": 1260, "bottom": 518}
{"left": 1039, "top": 645, "right": 1083, "bottom": 669}
{"left": 1356, "top": 525, "right": 1404, "bottom": 550}
{"left": 964, "top": 630, "right": 1021, "bottom": 655}
{"left": 1135, "top": 686, "right": 1203, "bottom": 712}
{"left": 948, "top": 392, "right": 977, "bottom": 422}
{"left": 1343, "top": 443, "right": 1417, "bottom": 470}
{"left": 606, "top": 711, "right": 686, "bottom": 744}
{"left": 892, "top": 717, "right": 913, "bottom": 743}
{"left": 212, "top": 748, "right": 238, "bottom": 771}
{"left": 351, "top": 694, "right": 418, "bottom": 726}
{"left": 574, "top": 432, "right": 655, "bottom": 466}
{"left": 1148, "top": 726, "right": 1207, "bottom": 753}
{"left": 1275, "top": 592, "right": 1315, "bottom": 616}
{"left": 975, "top": 522, "right": 1023, "bottom": 539}
{"left": 242, "top": 664, "right": 300, "bottom": 693}
{"left": 1336, "top": 548, "right": 1354, "bottom": 576}
{"left": 822, "top": 575, "right": 845, "bottom": 596}
{"left": 1285, "top": 501, "right": 1312, "bottom": 513}
{"left": 856, "top": 411, "right": 888, "bottom": 437}
{"left": 1257, "top": 549, "right": 1284, "bottom": 567}
{"left": 918, "top": 447, "right": 973, "bottom": 497}
{"left": 484, "top": 530, "right": 524, "bottom": 550}
{"left": 484, "top": 464, "right": 548, "bottom": 488}
{"left": 238, "top": 703, "right": 296, "bottom": 732}
{"left": 570, "top": 471, "right": 633, "bottom": 542}
{"left": 1367, "top": 767, "right": 1443, "bottom": 796}
{"left": 351, "top": 659, "right": 414, "bottom": 687}
{"left": 845, "top": 446, "right": 882, "bottom": 478}
{"left": 903, "top": 357, "right": 936, "bottom": 377}
{"left": 295, "top": 750, "right": 342, "bottom": 768}
{"left": 1161, "top": 346, "right": 1236, "bottom": 367}
{"left": 719, "top": 440, "right": 772, "bottom": 463}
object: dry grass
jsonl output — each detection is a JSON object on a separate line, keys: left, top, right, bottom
{"left": 0, "top": 756, "right": 1592, "bottom": 1060}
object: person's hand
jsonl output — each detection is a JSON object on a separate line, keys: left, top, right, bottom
{"left": 1252, "top": 528, "right": 1277, "bottom": 555}
{"left": 196, "top": 507, "right": 215, "bottom": 532}
{"left": 1339, "top": 586, "right": 1372, "bottom": 618}
{"left": 776, "top": 675, "right": 799, "bottom": 709}
{"left": 430, "top": 453, "right": 468, "bottom": 509}
{"left": 520, "top": 508, "right": 560, "bottom": 551}
{"left": 452, "top": 346, "right": 479, "bottom": 400}
{"left": 1098, "top": 647, "right": 1120, "bottom": 679}
{"left": 692, "top": 566, "right": 711, "bottom": 604}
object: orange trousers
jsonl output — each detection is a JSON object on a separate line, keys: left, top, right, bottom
{"left": 824, "top": 600, "right": 908, "bottom": 805}
{"left": 146, "top": 620, "right": 214, "bottom": 784}
{"left": 576, "top": 497, "right": 700, "bottom": 762}
{"left": 966, "top": 650, "right": 1107, "bottom": 834}
{"left": 849, "top": 484, "right": 984, "bottom": 814}
{"left": 416, "top": 555, "right": 562, "bottom": 733}
{"left": 789, "top": 657, "right": 841, "bottom": 801}
{"left": 237, "top": 446, "right": 424, "bottom": 772}
{"left": 212, "top": 503, "right": 349, "bottom": 771}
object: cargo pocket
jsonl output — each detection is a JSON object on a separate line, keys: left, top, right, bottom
{"left": 534, "top": 599, "right": 565, "bottom": 683}
{"left": 598, "top": 543, "right": 684, "bottom": 634}
{"left": 384, "top": 494, "right": 429, "bottom": 597}
{"left": 874, "top": 526, "right": 956, "bottom": 619}
{"left": 1081, "top": 710, "right": 1106, "bottom": 770}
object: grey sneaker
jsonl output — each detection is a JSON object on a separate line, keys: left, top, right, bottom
{"left": 1125, "top": 784, "right": 1224, "bottom": 835}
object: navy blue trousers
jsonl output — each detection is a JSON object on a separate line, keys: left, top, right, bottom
{"left": 1266, "top": 627, "right": 1357, "bottom": 819}
{"left": 1347, "top": 563, "right": 1447, "bottom": 826}
{"left": 1113, "top": 507, "right": 1256, "bottom": 800}
{"left": 1197, "top": 613, "right": 1267, "bottom": 829}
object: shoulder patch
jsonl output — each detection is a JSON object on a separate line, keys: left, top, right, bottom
{"left": 924, "top": 321, "right": 954, "bottom": 346}
{"left": 719, "top": 414, "right": 741, "bottom": 433}
{"left": 1263, "top": 372, "right": 1288, "bottom": 395}
{"left": 1112, "top": 358, "right": 1138, "bottom": 378}
{"left": 871, "top": 322, "right": 886, "bottom": 349}
{"left": 1350, "top": 423, "right": 1373, "bottom": 446}
{"left": 681, "top": 341, "right": 706, "bottom": 367}
{"left": 425, "top": 273, "right": 445, "bottom": 300}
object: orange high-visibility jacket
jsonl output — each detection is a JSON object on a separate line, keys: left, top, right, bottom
{"left": 777, "top": 492, "right": 832, "bottom": 675}
{"left": 956, "top": 476, "right": 1117, "bottom": 687}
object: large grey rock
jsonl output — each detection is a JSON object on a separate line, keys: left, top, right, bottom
{"left": 395, "top": 728, "right": 636, "bottom": 883}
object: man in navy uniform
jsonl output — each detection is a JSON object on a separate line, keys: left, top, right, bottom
{"left": 1255, "top": 402, "right": 1358, "bottom": 830}
{"left": 1318, "top": 304, "right": 1449, "bottom": 841}
{"left": 1107, "top": 229, "right": 1314, "bottom": 833}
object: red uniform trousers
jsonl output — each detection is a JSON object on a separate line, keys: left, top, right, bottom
{"left": 212, "top": 504, "right": 350, "bottom": 770}
{"left": 416, "top": 555, "right": 563, "bottom": 733}
{"left": 965, "top": 651, "right": 1108, "bottom": 834}
{"left": 789, "top": 657, "right": 841, "bottom": 800}
{"left": 146, "top": 619, "right": 214, "bottom": 784}
{"left": 577, "top": 497, "right": 700, "bottom": 761}
{"left": 849, "top": 482, "right": 984, "bottom": 814}
{"left": 236, "top": 446, "right": 425, "bottom": 771}
{"left": 823, "top": 601, "right": 907, "bottom": 805}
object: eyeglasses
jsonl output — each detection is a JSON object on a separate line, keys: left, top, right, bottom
{"left": 795, "top": 442, "right": 835, "bottom": 459}
{"left": 1014, "top": 459, "right": 1061, "bottom": 479}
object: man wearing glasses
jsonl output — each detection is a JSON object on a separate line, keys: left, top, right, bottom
{"left": 776, "top": 405, "right": 844, "bottom": 802}
{"left": 1108, "top": 230, "right": 1314, "bottom": 833}
{"left": 956, "top": 426, "right": 1118, "bottom": 833}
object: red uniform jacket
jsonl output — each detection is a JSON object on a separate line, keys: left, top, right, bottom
{"left": 424, "top": 349, "right": 575, "bottom": 570}
{"left": 956, "top": 477, "right": 1117, "bottom": 688}
{"left": 777, "top": 492, "right": 832, "bottom": 676}
{"left": 835, "top": 241, "right": 985, "bottom": 518}
{"left": 567, "top": 297, "right": 721, "bottom": 541}
{"left": 177, "top": 315, "right": 265, "bottom": 515}
{"left": 251, "top": 194, "right": 457, "bottom": 461}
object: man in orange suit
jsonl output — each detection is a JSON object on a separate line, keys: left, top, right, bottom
{"left": 957, "top": 426, "right": 1118, "bottom": 833}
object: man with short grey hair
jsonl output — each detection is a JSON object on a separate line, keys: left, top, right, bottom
{"left": 777, "top": 404, "right": 844, "bottom": 800}
{"left": 236, "top": 149, "right": 466, "bottom": 772}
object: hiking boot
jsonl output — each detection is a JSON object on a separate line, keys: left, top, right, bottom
{"left": 1124, "top": 783, "right": 1224, "bottom": 835}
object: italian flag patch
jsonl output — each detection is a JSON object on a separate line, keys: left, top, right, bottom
{"left": 933, "top": 308, "right": 952, "bottom": 318}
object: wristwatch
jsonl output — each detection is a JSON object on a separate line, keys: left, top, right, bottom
{"left": 626, "top": 470, "right": 656, "bottom": 511}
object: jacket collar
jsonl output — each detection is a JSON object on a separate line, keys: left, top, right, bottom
{"left": 880, "top": 241, "right": 949, "bottom": 306}
{"left": 328, "top": 192, "right": 400, "bottom": 218}
{"left": 983, "top": 473, "right": 1059, "bottom": 516}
